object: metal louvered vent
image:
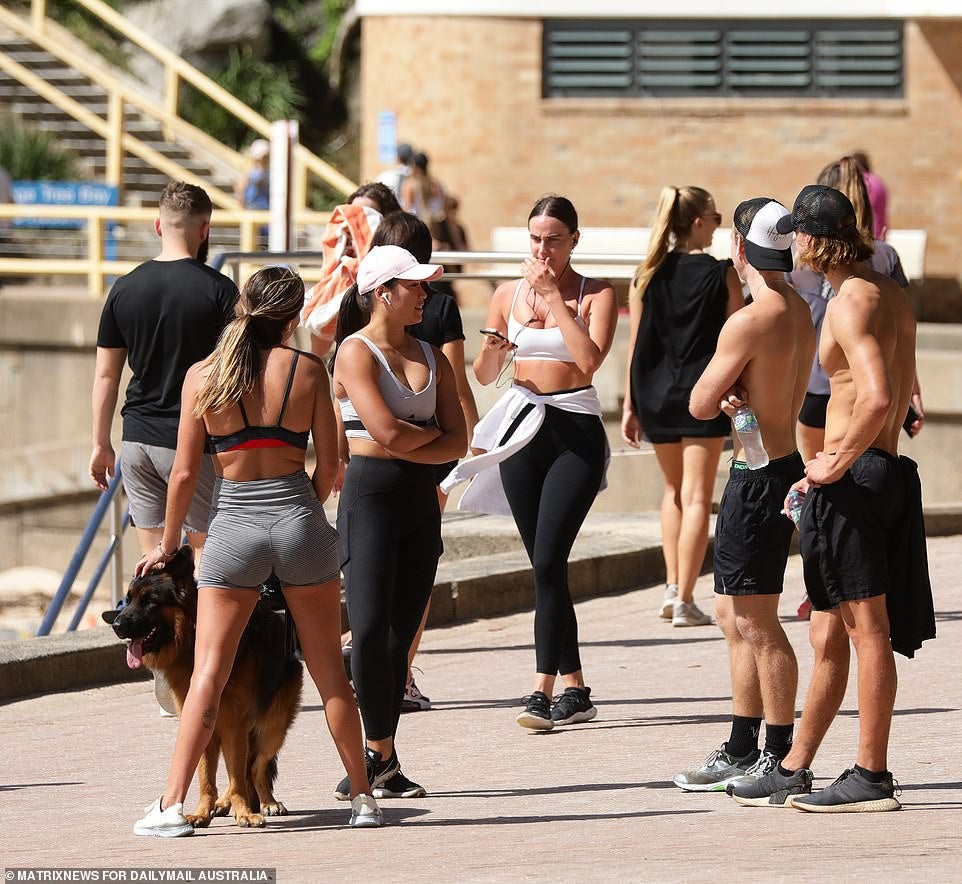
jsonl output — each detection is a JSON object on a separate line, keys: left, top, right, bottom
{"left": 543, "top": 20, "right": 903, "bottom": 98}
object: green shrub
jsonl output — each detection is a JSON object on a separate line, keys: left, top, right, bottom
{"left": 180, "top": 45, "right": 305, "bottom": 151}
{"left": 0, "top": 116, "right": 80, "bottom": 179}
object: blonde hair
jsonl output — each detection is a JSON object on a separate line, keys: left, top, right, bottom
{"left": 632, "top": 186, "right": 714, "bottom": 299}
{"left": 817, "top": 156, "right": 874, "bottom": 244}
{"left": 194, "top": 267, "right": 305, "bottom": 417}
{"left": 797, "top": 234, "right": 874, "bottom": 275}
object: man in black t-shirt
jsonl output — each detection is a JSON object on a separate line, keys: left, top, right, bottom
{"left": 91, "top": 181, "right": 238, "bottom": 567}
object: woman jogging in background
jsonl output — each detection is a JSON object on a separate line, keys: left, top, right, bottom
{"left": 622, "top": 186, "right": 745, "bottom": 628}
{"left": 133, "top": 267, "right": 382, "bottom": 835}
{"left": 444, "top": 195, "right": 617, "bottom": 732}
{"left": 331, "top": 245, "right": 466, "bottom": 800}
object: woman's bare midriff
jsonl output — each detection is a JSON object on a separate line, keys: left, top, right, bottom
{"left": 213, "top": 448, "right": 307, "bottom": 482}
{"left": 513, "top": 362, "right": 592, "bottom": 395}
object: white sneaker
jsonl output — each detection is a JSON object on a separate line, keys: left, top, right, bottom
{"left": 133, "top": 797, "right": 194, "bottom": 837}
{"left": 401, "top": 676, "right": 431, "bottom": 712}
{"left": 349, "top": 793, "right": 384, "bottom": 828}
{"left": 672, "top": 601, "right": 712, "bottom": 627}
{"left": 660, "top": 584, "right": 679, "bottom": 619}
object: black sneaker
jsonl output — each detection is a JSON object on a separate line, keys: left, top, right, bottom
{"left": 729, "top": 764, "right": 814, "bottom": 807}
{"left": 374, "top": 770, "right": 427, "bottom": 799}
{"left": 550, "top": 686, "right": 598, "bottom": 726}
{"left": 791, "top": 767, "right": 902, "bottom": 813}
{"left": 333, "top": 747, "right": 400, "bottom": 801}
{"left": 516, "top": 691, "right": 553, "bottom": 731}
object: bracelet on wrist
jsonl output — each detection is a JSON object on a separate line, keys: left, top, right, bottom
{"left": 157, "top": 542, "right": 176, "bottom": 561}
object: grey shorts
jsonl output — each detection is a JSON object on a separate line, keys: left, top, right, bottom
{"left": 198, "top": 470, "right": 339, "bottom": 590}
{"left": 121, "top": 441, "right": 215, "bottom": 533}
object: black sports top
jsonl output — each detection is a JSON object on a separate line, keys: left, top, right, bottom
{"left": 207, "top": 350, "right": 310, "bottom": 453}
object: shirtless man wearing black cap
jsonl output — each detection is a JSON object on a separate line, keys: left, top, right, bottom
{"left": 730, "top": 184, "right": 935, "bottom": 812}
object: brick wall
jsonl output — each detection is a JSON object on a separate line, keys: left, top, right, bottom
{"left": 361, "top": 16, "right": 962, "bottom": 318}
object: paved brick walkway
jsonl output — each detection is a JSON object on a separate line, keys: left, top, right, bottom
{"left": 3, "top": 536, "right": 962, "bottom": 882}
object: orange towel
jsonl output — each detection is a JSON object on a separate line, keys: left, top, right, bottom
{"left": 300, "top": 204, "right": 381, "bottom": 345}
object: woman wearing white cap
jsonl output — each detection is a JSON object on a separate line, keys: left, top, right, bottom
{"left": 330, "top": 245, "right": 467, "bottom": 801}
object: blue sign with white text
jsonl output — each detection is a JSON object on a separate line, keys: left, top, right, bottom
{"left": 13, "top": 181, "right": 119, "bottom": 228}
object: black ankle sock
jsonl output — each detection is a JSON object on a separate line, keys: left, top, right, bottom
{"left": 854, "top": 764, "right": 888, "bottom": 783}
{"left": 777, "top": 762, "right": 796, "bottom": 777}
{"left": 727, "top": 715, "right": 762, "bottom": 758}
{"left": 764, "top": 723, "right": 794, "bottom": 760}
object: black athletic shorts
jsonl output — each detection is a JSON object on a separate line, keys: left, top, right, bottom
{"left": 798, "top": 393, "right": 830, "bottom": 429}
{"left": 799, "top": 448, "right": 914, "bottom": 610}
{"left": 714, "top": 452, "right": 804, "bottom": 596}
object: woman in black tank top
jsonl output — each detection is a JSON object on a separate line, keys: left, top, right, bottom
{"left": 622, "top": 186, "right": 745, "bottom": 628}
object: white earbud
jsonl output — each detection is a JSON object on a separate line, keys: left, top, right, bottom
{"left": 379, "top": 293, "right": 391, "bottom": 306}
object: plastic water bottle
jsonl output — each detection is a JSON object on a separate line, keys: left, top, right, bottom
{"left": 731, "top": 405, "right": 769, "bottom": 469}
{"left": 785, "top": 488, "right": 806, "bottom": 526}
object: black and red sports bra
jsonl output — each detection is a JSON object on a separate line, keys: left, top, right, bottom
{"left": 207, "top": 350, "right": 310, "bottom": 453}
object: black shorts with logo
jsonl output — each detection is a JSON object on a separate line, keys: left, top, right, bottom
{"left": 714, "top": 452, "right": 804, "bottom": 596}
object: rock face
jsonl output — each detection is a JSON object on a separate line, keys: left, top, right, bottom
{"left": 122, "top": 0, "right": 272, "bottom": 58}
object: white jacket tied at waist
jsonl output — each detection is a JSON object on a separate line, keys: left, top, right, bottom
{"left": 440, "top": 384, "right": 609, "bottom": 516}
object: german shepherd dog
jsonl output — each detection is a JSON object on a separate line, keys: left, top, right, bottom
{"left": 104, "top": 546, "right": 303, "bottom": 828}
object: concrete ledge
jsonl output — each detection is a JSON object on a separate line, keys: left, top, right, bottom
{"left": 0, "top": 626, "right": 150, "bottom": 704}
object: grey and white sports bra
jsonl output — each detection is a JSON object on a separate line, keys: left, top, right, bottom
{"left": 338, "top": 333, "right": 437, "bottom": 440}
{"left": 507, "top": 277, "right": 587, "bottom": 362}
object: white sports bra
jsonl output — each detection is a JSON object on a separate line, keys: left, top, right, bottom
{"left": 338, "top": 334, "right": 437, "bottom": 440}
{"left": 506, "top": 277, "right": 587, "bottom": 362}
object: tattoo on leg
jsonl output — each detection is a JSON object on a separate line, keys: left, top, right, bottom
{"left": 201, "top": 708, "right": 217, "bottom": 730}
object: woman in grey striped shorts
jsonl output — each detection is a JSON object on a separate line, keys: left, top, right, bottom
{"left": 133, "top": 266, "right": 382, "bottom": 833}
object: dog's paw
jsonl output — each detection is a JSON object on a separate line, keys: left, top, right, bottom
{"left": 185, "top": 813, "right": 212, "bottom": 829}
{"left": 235, "top": 811, "right": 265, "bottom": 828}
{"left": 212, "top": 798, "right": 231, "bottom": 817}
{"left": 261, "top": 801, "right": 288, "bottom": 817}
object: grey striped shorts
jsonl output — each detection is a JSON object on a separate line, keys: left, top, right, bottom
{"left": 198, "top": 470, "right": 339, "bottom": 590}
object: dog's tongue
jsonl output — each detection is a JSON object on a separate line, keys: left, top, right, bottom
{"left": 127, "top": 638, "right": 144, "bottom": 670}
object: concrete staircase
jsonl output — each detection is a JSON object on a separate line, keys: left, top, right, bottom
{"left": 0, "top": 20, "right": 242, "bottom": 259}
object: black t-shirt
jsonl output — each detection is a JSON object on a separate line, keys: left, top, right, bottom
{"left": 406, "top": 284, "right": 464, "bottom": 348}
{"left": 630, "top": 252, "right": 732, "bottom": 437}
{"left": 97, "top": 258, "right": 239, "bottom": 447}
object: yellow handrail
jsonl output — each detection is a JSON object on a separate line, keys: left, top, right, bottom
{"left": 0, "top": 32, "right": 241, "bottom": 209}
{"left": 0, "top": 204, "right": 332, "bottom": 296}
{"left": 28, "top": 0, "right": 356, "bottom": 198}
{"left": 0, "top": 6, "right": 244, "bottom": 178}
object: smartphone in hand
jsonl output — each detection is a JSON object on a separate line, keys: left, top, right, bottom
{"left": 480, "top": 328, "right": 512, "bottom": 344}
{"left": 902, "top": 404, "right": 921, "bottom": 438}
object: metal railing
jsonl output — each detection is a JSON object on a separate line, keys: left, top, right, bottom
{"left": 212, "top": 248, "right": 647, "bottom": 283}
{"left": 0, "top": 204, "right": 333, "bottom": 295}
{"left": 36, "top": 461, "right": 127, "bottom": 636}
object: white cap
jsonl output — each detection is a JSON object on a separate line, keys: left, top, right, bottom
{"left": 249, "top": 139, "right": 270, "bottom": 160}
{"left": 356, "top": 245, "right": 443, "bottom": 294}
{"left": 734, "top": 198, "right": 795, "bottom": 272}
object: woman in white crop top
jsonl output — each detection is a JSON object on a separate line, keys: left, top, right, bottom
{"left": 330, "top": 245, "right": 466, "bottom": 801}
{"left": 472, "top": 195, "right": 618, "bottom": 731}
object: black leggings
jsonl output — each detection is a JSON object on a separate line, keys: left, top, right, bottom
{"left": 499, "top": 406, "right": 606, "bottom": 677}
{"left": 337, "top": 456, "right": 441, "bottom": 741}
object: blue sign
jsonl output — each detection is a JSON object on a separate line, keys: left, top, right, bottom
{"left": 376, "top": 111, "right": 398, "bottom": 166}
{"left": 13, "top": 181, "right": 119, "bottom": 228}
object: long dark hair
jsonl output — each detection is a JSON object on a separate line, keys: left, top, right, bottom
{"left": 372, "top": 211, "right": 433, "bottom": 263}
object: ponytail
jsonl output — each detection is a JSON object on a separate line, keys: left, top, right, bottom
{"left": 194, "top": 265, "right": 304, "bottom": 416}
{"left": 631, "top": 185, "right": 715, "bottom": 300}
{"left": 194, "top": 314, "right": 258, "bottom": 417}
{"left": 330, "top": 284, "right": 373, "bottom": 370}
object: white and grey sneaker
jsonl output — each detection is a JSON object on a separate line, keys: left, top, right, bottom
{"left": 673, "top": 744, "right": 760, "bottom": 792}
{"left": 672, "top": 601, "right": 712, "bottom": 627}
{"left": 660, "top": 584, "right": 679, "bottom": 619}
{"left": 729, "top": 764, "right": 814, "bottom": 807}
{"left": 791, "top": 767, "right": 901, "bottom": 813}
{"left": 729, "top": 750, "right": 779, "bottom": 788}
{"left": 349, "top": 794, "right": 384, "bottom": 827}
{"left": 133, "top": 797, "right": 194, "bottom": 838}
